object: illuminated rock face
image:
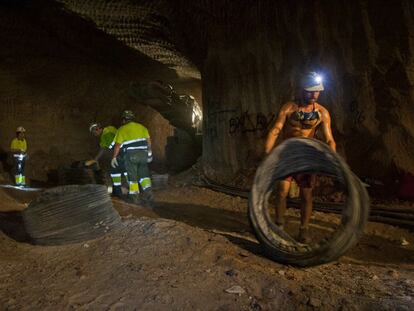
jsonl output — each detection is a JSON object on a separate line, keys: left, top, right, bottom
{"left": 1, "top": 1, "right": 413, "bottom": 187}
{"left": 0, "top": 3, "right": 177, "bottom": 181}
{"left": 171, "top": 1, "right": 414, "bottom": 186}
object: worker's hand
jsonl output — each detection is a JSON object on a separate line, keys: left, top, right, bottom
{"left": 85, "top": 159, "right": 97, "bottom": 166}
{"left": 111, "top": 157, "right": 119, "bottom": 168}
{"left": 147, "top": 150, "right": 153, "bottom": 163}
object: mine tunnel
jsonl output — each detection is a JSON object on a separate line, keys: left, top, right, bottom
{"left": 1, "top": 1, "right": 414, "bottom": 310}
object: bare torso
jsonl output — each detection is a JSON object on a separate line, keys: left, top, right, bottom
{"left": 283, "top": 101, "right": 323, "bottom": 139}
{"left": 265, "top": 100, "right": 336, "bottom": 154}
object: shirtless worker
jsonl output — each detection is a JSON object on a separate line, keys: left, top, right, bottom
{"left": 265, "top": 71, "right": 336, "bottom": 242}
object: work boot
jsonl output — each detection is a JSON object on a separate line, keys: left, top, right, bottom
{"left": 141, "top": 189, "right": 154, "bottom": 208}
{"left": 298, "top": 226, "right": 311, "bottom": 244}
{"left": 127, "top": 194, "right": 141, "bottom": 205}
{"left": 111, "top": 186, "right": 122, "bottom": 198}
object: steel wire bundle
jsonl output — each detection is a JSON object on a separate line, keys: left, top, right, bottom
{"left": 249, "top": 137, "right": 370, "bottom": 266}
{"left": 22, "top": 184, "right": 122, "bottom": 245}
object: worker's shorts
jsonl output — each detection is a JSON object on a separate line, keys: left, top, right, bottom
{"left": 285, "top": 174, "right": 315, "bottom": 188}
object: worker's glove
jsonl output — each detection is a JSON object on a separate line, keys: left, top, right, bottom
{"left": 147, "top": 150, "right": 153, "bottom": 163}
{"left": 111, "top": 157, "right": 119, "bottom": 168}
{"left": 85, "top": 159, "right": 97, "bottom": 166}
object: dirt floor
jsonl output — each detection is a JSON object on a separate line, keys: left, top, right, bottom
{"left": 0, "top": 183, "right": 414, "bottom": 310}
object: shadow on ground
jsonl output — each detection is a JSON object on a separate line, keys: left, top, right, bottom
{"left": 114, "top": 199, "right": 414, "bottom": 266}
{"left": 0, "top": 212, "right": 30, "bottom": 242}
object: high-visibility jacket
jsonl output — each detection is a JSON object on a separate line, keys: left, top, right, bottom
{"left": 10, "top": 138, "right": 27, "bottom": 152}
{"left": 100, "top": 126, "right": 117, "bottom": 149}
{"left": 114, "top": 121, "right": 149, "bottom": 151}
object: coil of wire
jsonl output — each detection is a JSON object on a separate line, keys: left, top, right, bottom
{"left": 249, "top": 137, "right": 370, "bottom": 266}
{"left": 22, "top": 184, "right": 122, "bottom": 245}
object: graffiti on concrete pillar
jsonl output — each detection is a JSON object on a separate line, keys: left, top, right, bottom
{"left": 228, "top": 110, "right": 275, "bottom": 135}
{"left": 204, "top": 107, "right": 276, "bottom": 139}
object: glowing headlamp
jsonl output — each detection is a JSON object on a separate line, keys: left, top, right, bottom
{"left": 314, "top": 74, "right": 322, "bottom": 84}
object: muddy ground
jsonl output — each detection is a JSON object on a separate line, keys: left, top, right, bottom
{"left": 0, "top": 184, "right": 413, "bottom": 311}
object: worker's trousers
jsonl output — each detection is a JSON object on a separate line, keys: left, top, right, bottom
{"left": 109, "top": 155, "right": 128, "bottom": 196}
{"left": 13, "top": 153, "right": 26, "bottom": 186}
{"left": 123, "top": 149, "right": 152, "bottom": 196}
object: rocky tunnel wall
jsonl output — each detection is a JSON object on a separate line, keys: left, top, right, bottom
{"left": 0, "top": 2, "right": 182, "bottom": 182}
{"left": 2, "top": 0, "right": 413, "bottom": 191}
{"left": 171, "top": 0, "right": 414, "bottom": 189}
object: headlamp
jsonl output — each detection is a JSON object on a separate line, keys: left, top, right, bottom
{"left": 314, "top": 74, "right": 322, "bottom": 84}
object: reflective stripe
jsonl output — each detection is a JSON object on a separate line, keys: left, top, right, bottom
{"left": 13, "top": 153, "right": 26, "bottom": 159}
{"left": 15, "top": 174, "right": 25, "bottom": 185}
{"left": 120, "top": 138, "right": 148, "bottom": 148}
{"left": 126, "top": 146, "right": 148, "bottom": 150}
{"left": 139, "top": 177, "right": 152, "bottom": 190}
{"left": 129, "top": 182, "right": 139, "bottom": 194}
{"left": 111, "top": 174, "right": 122, "bottom": 185}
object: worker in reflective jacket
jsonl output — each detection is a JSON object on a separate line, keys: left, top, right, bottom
{"left": 87, "top": 123, "right": 127, "bottom": 197}
{"left": 10, "top": 126, "right": 28, "bottom": 187}
{"left": 111, "top": 110, "right": 153, "bottom": 206}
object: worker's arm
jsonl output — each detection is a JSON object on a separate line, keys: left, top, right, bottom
{"left": 113, "top": 143, "right": 121, "bottom": 159}
{"left": 265, "top": 104, "right": 289, "bottom": 154}
{"left": 321, "top": 108, "right": 336, "bottom": 152}
{"left": 110, "top": 143, "right": 122, "bottom": 168}
{"left": 147, "top": 137, "right": 152, "bottom": 150}
{"left": 94, "top": 148, "right": 105, "bottom": 161}
{"left": 147, "top": 137, "right": 153, "bottom": 162}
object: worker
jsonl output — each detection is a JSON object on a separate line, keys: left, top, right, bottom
{"left": 10, "top": 126, "right": 28, "bottom": 187}
{"left": 87, "top": 123, "right": 127, "bottom": 197}
{"left": 265, "top": 71, "right": 336, "bottom": 243}
{"left": 111, "top": 110, "right": 153, "bottom": 206}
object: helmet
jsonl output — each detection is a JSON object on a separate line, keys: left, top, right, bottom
{"left": 122, "top": 110, "right": 135, "bottom": 121}
{"left": 89, "top": 122, "right": 101, "bottom": 133}
{"left": 301, "top": 72, "right": 324, "bottom": 91}
{"left": 16, "top": 126, "right": 26, "bottom": 133}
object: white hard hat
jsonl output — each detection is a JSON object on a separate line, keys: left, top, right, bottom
{"left": 16, "top": 126, "right": 26, "bottom": 133}
{"left": 301, "top": 72, "right": 324, "bottom": 91}
{"left": 89, "top": 122, "right": 100, "bottom": 133}
{"left": 121, "top": 110, "right": 135, "bottom": 121}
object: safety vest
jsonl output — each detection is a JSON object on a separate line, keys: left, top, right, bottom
{"left": 100, "top": 126, "right": 117, "bottom": 149}
{"left": 114, "top": 121, "right": 149, "bottom": 151}
{"left": 10, "top": 138, "right": 27, "bottom": 152}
